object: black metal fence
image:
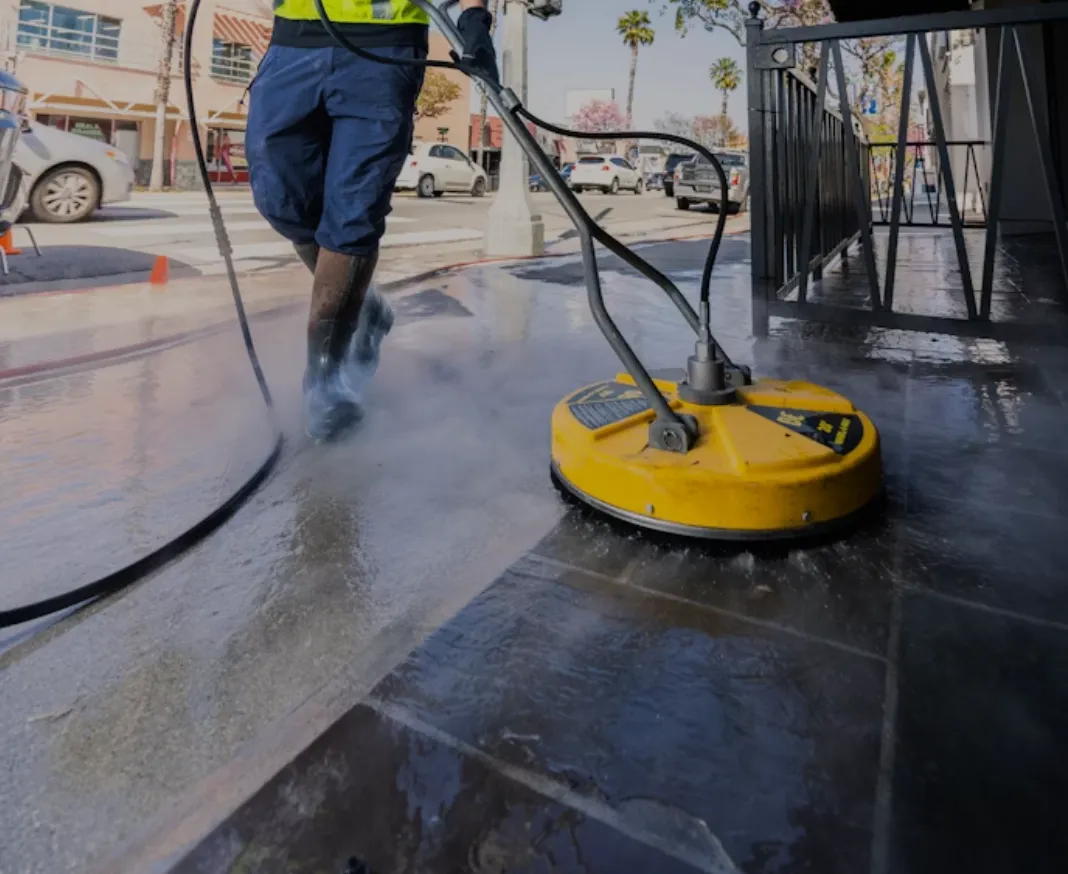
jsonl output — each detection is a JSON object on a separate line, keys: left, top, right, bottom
{"left": 746, "top": 2, "right": 1068, "bottom": 340}
{"left": 869, "top": 140, "right": 988, "bottom": 228}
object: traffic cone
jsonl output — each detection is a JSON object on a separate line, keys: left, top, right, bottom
{"left": 0, "top": 230, "right": 21, "bottom": 256}
{"left": 149, "top": 255, "right": 169, "bottom": 286}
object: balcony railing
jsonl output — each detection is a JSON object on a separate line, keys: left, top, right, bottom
{"left": 16, "top": 20, "right": 119, "bottom": 63}
{"left": 210, "top": 52, "right": 254, "bottom": 84}
{"left": 745, "top": 2, "right": 1068, "bottom": 341}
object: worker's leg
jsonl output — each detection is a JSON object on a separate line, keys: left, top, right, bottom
{"left": 301, "top": 44, "right": 425, "bottom": 436}
{"left": 245, "top": 45, "right": 329, "bottom": 274}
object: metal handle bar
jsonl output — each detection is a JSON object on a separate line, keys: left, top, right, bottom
{"left": 405, "top": 2, "right": 733, "bottom": 431}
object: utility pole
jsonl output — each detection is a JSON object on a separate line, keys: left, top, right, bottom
{"left": 150, "top": 0, "right": 179, "bottom": 190}
{"left": 484, "top": 0, "right": 544, "bottom": 257}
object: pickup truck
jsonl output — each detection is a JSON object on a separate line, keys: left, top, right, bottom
{"left": 674, "top": 150, "right": 750, "bottom": 214}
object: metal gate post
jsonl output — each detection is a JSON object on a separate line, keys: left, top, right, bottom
{"left": 746, "top": 5, "right": 770, "bottom": 336}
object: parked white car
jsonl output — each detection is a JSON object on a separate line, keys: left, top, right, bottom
{"left": 11, "top": 121, "right": 135, "bottom": 223}
{"left": 569, "top": 155, "right": 644, "bottom": 194}
{"left": 395, "top": 141, "right": 488, "bottom": 198}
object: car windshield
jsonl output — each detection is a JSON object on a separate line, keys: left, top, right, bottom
{"left": 579, "top": 156, "right": 604, "bottom": 164}
{"left": 697, "top": 153, "right": 745, "bottom": 167}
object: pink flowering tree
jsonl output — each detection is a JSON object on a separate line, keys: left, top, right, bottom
{"left": 571, "top": 99, "right": 628, "bottom": 153}
{"left": 571, "top": 99, "right": 627, "bottom": 135}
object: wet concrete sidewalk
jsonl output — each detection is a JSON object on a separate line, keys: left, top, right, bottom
{"left": 3, "top": 235, "right": 1068, "bottom": 873}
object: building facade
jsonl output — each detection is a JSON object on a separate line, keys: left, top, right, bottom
{"left": 0, "top": 0, "right": 470, "bottom": 187}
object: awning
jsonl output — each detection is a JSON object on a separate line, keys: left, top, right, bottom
{"left": 143, "top": 2, "right": 188, "bottom": 33}
{"left": 213, "top": 12, "right": 271, "bottom": 57}
{"left": 142, "top": 4, "right": 271, "bottom": 57}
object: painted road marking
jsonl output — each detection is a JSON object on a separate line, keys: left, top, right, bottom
{"left": 175, "top": 226, "right": 479, "bottom": 263}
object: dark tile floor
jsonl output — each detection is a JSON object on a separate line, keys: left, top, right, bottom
{"left": 167, "top": 239, "right": 1068, "bottom": 874}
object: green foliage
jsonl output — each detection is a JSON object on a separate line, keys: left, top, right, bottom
{"left": 618, "top": 9, "right": 656, "bottom": 47}
{"left": 709, "top": 57, "right": 741, "bottom": 93}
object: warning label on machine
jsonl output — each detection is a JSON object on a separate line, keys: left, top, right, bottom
{"left": 568, "top": 382, "right": 651, "bottom": 431}
{"left": 748, "top": 405, "right": 864, "bottom": 455}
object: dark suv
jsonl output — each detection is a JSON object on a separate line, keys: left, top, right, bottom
{"left": 663, "top": 153, "right": 693, "bottom": 198}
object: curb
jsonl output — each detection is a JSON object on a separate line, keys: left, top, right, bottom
{"left": 1, "top": 226, "right": 748, "bottom": 384}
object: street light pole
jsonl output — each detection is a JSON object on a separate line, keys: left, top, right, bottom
{"left": 484, "top": 0, "right": 545, "bottom": 257}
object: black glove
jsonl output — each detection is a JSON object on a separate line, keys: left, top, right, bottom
{"left": 454, "top": 7, "right": 500, "bottom": 88}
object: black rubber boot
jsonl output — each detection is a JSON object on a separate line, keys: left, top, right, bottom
{"left": 294, "top": 241, "right": 319, "bottom": 274}
{"left": 303, "top": 250, "right": 381, "bottom": 441}
{"left": 303, "top": 319, "right": 362, "bottom": 441}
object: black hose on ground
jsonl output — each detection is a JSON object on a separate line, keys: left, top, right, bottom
{"left": 0, "top": 0, "right": 282, "bottom": 630}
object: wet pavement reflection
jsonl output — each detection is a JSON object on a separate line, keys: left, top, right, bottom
{"left": 2, "top": 237, "right": 1068, "bottom": 874}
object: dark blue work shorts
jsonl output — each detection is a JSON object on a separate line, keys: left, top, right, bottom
{"left": 246, "top": 44, "right": 426, "bottom": 256}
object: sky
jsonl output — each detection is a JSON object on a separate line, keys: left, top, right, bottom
{"left": 473, "top": 0, "right": 749, "bottom": 132}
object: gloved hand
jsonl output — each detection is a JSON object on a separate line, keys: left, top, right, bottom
{"left": 454, "top": 6, "right": 500, "bottom": 88}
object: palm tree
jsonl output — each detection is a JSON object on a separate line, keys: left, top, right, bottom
{"left": 617, "top": 10, "right": 655, "bottom": 133}
{"left": 709, "top": 58, "right": 742, "bottom": 147}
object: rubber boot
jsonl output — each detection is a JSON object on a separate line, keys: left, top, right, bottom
{"left": 303, "top": 250, "right": 377, "bottom": 441}
{"left": 349, "top": 282, "right": 395, "bottom": 382}
{"left": 294, "top": 241, "right": 319, "bottom": 274}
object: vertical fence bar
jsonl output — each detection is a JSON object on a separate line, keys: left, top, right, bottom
{"left": 772, "top": 72, "right": 786, "bottom": 290}
{"left": 885, "top": 33, "right": 917, "bottom": 310}
{"left": 776, "top": 71, "right": 790, "bottom": 287}
{"left": 918, "top": 34, "right": 979, "bottom": 319}
{"left": 981, "top": 27, "right": 1011, "bottom": 319}
{"left": 785, "top": 75, "right": 798, "bottom": 279}
{"left": 798, "top": 47, "right": 830, "bottom": 303}
{"left": 831, "top": 39, "right": 881, "bottom": 309}
{"left": 969, "top": 145, "right": 989, "bottom": 225}
{"left": 746, "top": 12, "right": 771, "bottom": 335}
{"left": 1013, "top": 26, "right": 1068, "bottom": 303}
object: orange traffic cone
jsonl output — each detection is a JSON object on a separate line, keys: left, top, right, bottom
{"left": 149, "top": 255, "right": 169, "bottom": 286}
{"left": 0, "top": 230, "right": 21, "bottom": 256}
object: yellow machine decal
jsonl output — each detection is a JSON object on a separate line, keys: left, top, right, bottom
{"left": 747, "top": 405, "right": 864, "bottom": 455}
{"left": 568, "top": 381, "right": 651, "bottom": 430}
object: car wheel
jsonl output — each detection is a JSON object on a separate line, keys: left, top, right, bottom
{"left": 634, "top": 178, "right": 644, "bottom": 194}
{"left": 471, "top": 177, "right": 487, "bottom": 197}
{"left": 31, "top": 166, "right": 100, "bottom": 223}
{"left": 418, "top": 174, "right": 436, "bottom": 198}
{"left": 609, "top": 177, "right": 620, "bottom": 195}
{"left": 676, "top": 197, "right": 691, "bottom": 211}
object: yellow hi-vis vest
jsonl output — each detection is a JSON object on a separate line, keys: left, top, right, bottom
{"left": 273, "top": 0, "right": 429, "bottom": 24}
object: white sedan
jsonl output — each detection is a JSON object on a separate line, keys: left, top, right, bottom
{"left": 569, "top": 155, "right": 644, "bottom": 195}
{"left": 395, "top": 141, "right": 489, "bottom": 198}
{"left": 11, "top": 121, "right": 135, "bottom": 223}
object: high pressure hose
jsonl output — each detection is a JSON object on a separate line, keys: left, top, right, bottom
{"left": 0, "top": 0, "right": 282, "bottom": 630}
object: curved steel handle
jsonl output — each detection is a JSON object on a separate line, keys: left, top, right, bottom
{"left": 407, "top": 0, "right": 689, "bottom": 438}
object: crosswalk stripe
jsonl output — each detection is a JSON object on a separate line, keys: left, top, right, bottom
{"left": 94, "top": 219, "right": 272, "bottom": 237}
{"left": 381, "top": 229, "right": 483, "bottom": 247}
{"left": 175, "top": 228, "right": 483, "bottom": 263}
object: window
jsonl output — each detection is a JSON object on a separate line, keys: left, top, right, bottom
{"left": 697, "top": 152, "right": 745, "bottom": 167}
{"left": 443, "top": 146, "right": 468, "bottom": 162}
{"left": 579, "top": 156, "right": 604, "bottom": 164}
{"left": 211, "top": 39, "right": 255, "bottom": 83}
{"left": 429, "top": 145, "right": 446, "bottom": 158}
{"left": 17, "top": 0, "right": 120, "bottom": 62}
